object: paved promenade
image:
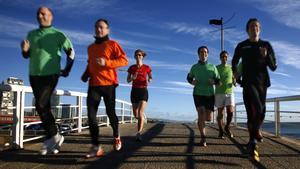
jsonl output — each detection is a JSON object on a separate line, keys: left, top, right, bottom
{"left": 0, "top": 122, "right": 299, "bottom": 169}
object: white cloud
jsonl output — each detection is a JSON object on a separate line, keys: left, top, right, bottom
{"left": 119, "top": 30, "right": 169, "bottom": 41}
{"left": 0, "top": 15, "right": 35, "bottom": 38}
{"left": 0, "top": 39, "right": 19, "bottom": 48}
{"left": 146, "top": 59, "right": 191, "bottom": 71}
{"left": 0, "top": 0, "right": 117, "bottom": 14}
{"left": 163, "top": 81, "right": 192, "bottom": 88}
{"left": 271, "top": 71, "right": 291, "bottom": 77}
{"left": 243, "top": 0, "right": 300, "bottom": 30}
{"left": 165, "top": 22, "right": 245, "bottom": 45}
{"left": 272, "top": 40, "right": 300, "bottom": 69}
{"left": 166, "top": 22, "right": 218, "bottom": 40}
{"left": 150, "top": 85, "right": 193, "bottom": 95}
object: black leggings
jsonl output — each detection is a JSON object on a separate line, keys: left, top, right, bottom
{"left": 243, "top": 85, "right": 267, "bottom": 141}
{"left": 29, "top": 75, "right": 59, "bottom": 139}
{"left": 87, "top": 85, "right": 119, "bottom": 146}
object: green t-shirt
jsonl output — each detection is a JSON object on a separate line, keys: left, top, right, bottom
{"left": 189, "top": 63, "right": 220, "bottom": 96}
{"left": 27, "top": 26, "right": 73, "bottom": 76}
{"left": 215, "top": 64, "right": 234, "bottom": 94}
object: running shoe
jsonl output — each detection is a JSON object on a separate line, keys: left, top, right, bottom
{"left": 40, "top": 133, "right": 64, "bottom": 155}
{"left": 86, "top": 145, "right": 104, "bottom": 158}
{"left": 218, "top": 129, "right": 225, "bottom": 139}
{"left": 200, "top": 137, "right": 207, "bottom": 147}
{"left": 114, "top": 137, "right": 122, "bottom": 151}
{"left": 248, "top": 142, "right": 260, "bottom": 162}
{"left": 136, "top": 133, "right": 142, "bottom": 142}
{"left": 224, "top": 125, "right": 234, "bottom": 138}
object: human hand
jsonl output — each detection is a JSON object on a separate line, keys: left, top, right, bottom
{"left": 81, "top": 72, "right": 89, "bottom": 82}
{"left": 60, "top": 69, "right": 69, "bottom": 77}
{"left": 132, "top": 73, "right": 138, "bottom": 80}
{"left": 21, "top": 40, "right": 30, "bottom": 52}
{"left": 208, "top": 79, "right": 215, "bottom": 85}
{"left": 233, "top": 72, "right": 240, "bottom": 80}
{"left": 96, "top": 57, "right": 105, "bottom": 66}
{"left": 259, "top": 46, "right": 267, "bottom": 58}
{"left": 192, "top": 79, "right": 197, "bottom": 86}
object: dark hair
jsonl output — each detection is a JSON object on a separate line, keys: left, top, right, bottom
{"left": 246, "top": 18, "right": 260, "bottom": 32}
{"left": 95, "top": 18, "right": 109, "bottom": 28}
{"left": 197, "top": 46, "right": 209, "bottom": 55}
{"left": 219, "top": 50, "right": 228, "bottom": 57}
{"left": 134, "top": 49, "right": 147, "bottom": 57}
{"left": 37, "top": 6, "right": 53, "bottom": 16}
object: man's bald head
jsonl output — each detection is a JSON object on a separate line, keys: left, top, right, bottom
{"left": 37, "top": 7, "right": 53, "bottom": 27}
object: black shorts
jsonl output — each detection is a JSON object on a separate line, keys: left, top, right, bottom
{"left": 131, "top": 88, "right": 148, "bottom": 103}
{"left": 193, "top": 95, "right": 215, "bottom": 111}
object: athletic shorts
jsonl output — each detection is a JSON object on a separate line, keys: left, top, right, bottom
{"left": 193, "top": 95, "right": 215, "bottom": 111}
{"left": 215, "top": 93, "right": 235, "bottom": 108}
{"left": 131, "top": 88, "right": 148, "bottom": 103}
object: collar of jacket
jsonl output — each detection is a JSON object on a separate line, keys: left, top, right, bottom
{"left": 94, "top": 35, "right": 109, "bottom": 44}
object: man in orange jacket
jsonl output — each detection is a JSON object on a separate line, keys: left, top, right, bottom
{"left": 81, "top": 18, "right": 128, "bottom": 158}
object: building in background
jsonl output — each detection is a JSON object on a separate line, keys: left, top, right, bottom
{"left": 0, "top": 77, "right": 23, "bottom": 115}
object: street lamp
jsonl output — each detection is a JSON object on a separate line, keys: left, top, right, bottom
{"left": 209, "top": 18, "right": 224, "bottom": 51}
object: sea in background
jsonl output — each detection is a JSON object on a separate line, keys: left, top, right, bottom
{"left": 237, "top": 122, "right": 300, "bottom": 140}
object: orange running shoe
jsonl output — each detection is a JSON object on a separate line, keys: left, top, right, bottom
{"left": 86, "top": 145, "right": 104, "bottom": 158}
{"left": 114, "top": 137, "right": 122, "bottom": 151}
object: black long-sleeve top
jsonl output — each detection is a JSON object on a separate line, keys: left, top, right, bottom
{"left": 232, "top": 39, "right": 277, "bottom": 87}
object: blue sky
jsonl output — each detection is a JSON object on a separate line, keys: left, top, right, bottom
{"left": 1, "top": 0, "right": 300, "bottom": 122}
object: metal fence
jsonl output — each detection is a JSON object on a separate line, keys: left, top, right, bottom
{"left": 0, "top": 84, "right": 140, "bottom": 149}
{"left": 234, "top": 95, "right": 300, "bottom": 137}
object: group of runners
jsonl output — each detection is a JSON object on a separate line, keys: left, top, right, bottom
{"left": 187, "top": 18, "right": 277, "bottom": 162}
{"left": 20, "top": 6, "right": 276, "bottom": 162}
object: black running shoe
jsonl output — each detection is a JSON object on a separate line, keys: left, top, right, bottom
{"left": 224, "top": 125, "right": 233, "bottom": 138}
{"left": 136, "top": 133, "right": 142, "bottom": 142}
{"left": 200, "top": 137, "right": 207, "bottom": 147}
{"left": 218, "top": 129, "right": 224, "bottom": 139}
{"left": 248, "top": 142, "right": 260, "bottom": 162}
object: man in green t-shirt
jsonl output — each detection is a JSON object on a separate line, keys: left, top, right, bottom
{"left": 187, "top": 46, "right": 220, "bottom": 147}
{"left": 215, "top": 51, "right": 236, "bottom": 139}
{"left": 21, "top": 6, "right": 75, "bottom": 155}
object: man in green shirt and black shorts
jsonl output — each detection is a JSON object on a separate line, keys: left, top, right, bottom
{"left": 187, "top": 46, "right": 220, "bottom": 147}
{"left": 215, "top": 51, "right": 235, "bottom": 139}
{"left": 21, "top": 6, "right": 75, "bottom": 155}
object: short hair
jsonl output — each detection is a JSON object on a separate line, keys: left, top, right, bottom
{"left": 219, "top": 50, "right": 228, "bottom": 57}
{"left": 246, "top": 18, "right": 260, "bottom": 32}
{"left": 37, "top": 6, "right": 53, "bottom": 16}
{"left": 134, "top": 49, "right": 147, "bottom": 57}
{"left": 197, "top": 46, "right": 209, "bottom": 55}
{"left": 95, "top": 18, "right": 109, "bottom": 28}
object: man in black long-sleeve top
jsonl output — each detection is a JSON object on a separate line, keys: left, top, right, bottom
{"left": 232, "top": 18, "right": 277, "bottom": 162}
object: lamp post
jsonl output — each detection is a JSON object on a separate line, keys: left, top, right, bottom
{"left": 209, "top": 18, "right": 224, "bottom": 51}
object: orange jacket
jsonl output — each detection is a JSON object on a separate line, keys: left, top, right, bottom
{"left": 87, "top": 40, "right": 128, "bottom": 86}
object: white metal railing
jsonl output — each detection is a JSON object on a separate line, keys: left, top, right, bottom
{"left": 234, "top": 95, "right": 300, "bottom": 137}
{"left": 0, "top": 84, "right": 145, "bottom": 149}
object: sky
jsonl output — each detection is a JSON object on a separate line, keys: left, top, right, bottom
{"left": 1, "top": 0, "right": 300, "bottom": 122}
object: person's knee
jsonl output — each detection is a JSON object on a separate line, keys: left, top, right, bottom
{"left": 35, "top": 102, "right": 49, "bottom": 113}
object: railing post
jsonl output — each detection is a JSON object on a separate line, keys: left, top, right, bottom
{"left": 121, "top": 102, "right": 125, "bottom": 124}
{"left": 12, "top": 90, "right": 24, "bottom": 149}
{"left": 106, "top": 106, "right": 110, "bottom": 126}
{"left": 275, "top": 100, "right": 280, "bottom": 137}
{"left": 77, "top": 96, "right": 82, "bottom": 133}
